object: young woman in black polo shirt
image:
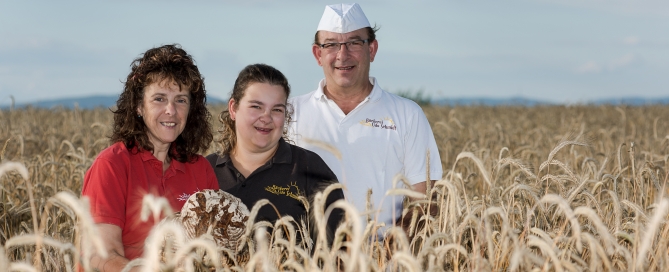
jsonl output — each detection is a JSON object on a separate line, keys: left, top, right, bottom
{"left": 206, "top": 63, "right": 344, "bottom": 245}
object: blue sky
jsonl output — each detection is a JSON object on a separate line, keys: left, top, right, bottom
{"left": 1, "top": 0, "right": 667, "bottom": 106}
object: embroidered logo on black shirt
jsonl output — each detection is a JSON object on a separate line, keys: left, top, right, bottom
{"left": 265, "top": 182, "right": 303, "bottom": 200}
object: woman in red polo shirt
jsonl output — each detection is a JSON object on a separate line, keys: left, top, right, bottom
{"left": 206, "top": 64, "right": 344, "bottom": 245}
{"left": 81, "top": 44, "right": 219, "bottom": 271}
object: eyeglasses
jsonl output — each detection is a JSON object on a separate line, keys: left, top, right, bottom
{"left": 317, "top": 39, "right": 369, "bottom": 53}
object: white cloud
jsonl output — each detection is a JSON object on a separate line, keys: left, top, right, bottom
{"left": 0, "top": 36, "right": 53, "bottom": 50}
{"left": 576, "top": 61, "right": 601, "bottom": 74}
{"left": 623, "top": 36, "right": 639, "bottom": 45}
{"left": 576, "top": 54, "right": 639, "bottom": 74}
{"left": 535, "top": 0, "right": 669, "bottom": 16}
{"left": 608, "top": 54, "right": 637, "bottom": 70}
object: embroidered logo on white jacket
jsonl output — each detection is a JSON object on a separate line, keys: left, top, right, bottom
{"left": 359, "top": 117, "right": 397, "bottom": 130}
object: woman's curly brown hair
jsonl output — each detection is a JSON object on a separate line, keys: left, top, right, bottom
{"left": 111, "top": 44, "right": 212, "bottom": 163}
{"left": 217, "top": 63, "right": 293, "bottom": 155}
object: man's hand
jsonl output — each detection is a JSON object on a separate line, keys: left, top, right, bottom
{"left": 411, "top": 181, "right": 427, "bottom": 196}
{"left": 396, "top": 181, "right": 438, "bottom": 236}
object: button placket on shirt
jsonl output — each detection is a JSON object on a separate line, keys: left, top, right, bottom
{"left": 237, "top": 160, "right": 274, "bottom": 189}
{"left": 147, "top": 160, "right": 164, "bottom": 193}
{"left": 342, "top": 98, "right": 370, "bottom": 128}
{"left": 236, "top": 172, "right": 247, "bottom": 187}
{"left": 162, "top": 164, "right": 178, "bottom": 193}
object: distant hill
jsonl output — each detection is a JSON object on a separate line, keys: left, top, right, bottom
{"left": 431, "top": 96, "right": 669, "bottom": 106}
{"left": 4, "top": 95, "right": 227, "bottom": 109}
{"left": 587, "top": 97, "right": 669, "bottom": 106}
{"left": 3, "top": 95, "right": 669, "bottom": 109}
{"left": 432, "top": 96, "right": 551, "bottom": 107}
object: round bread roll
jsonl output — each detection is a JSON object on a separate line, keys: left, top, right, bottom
{"left": 178, "top": 189, "right": 249, "bottom": 250}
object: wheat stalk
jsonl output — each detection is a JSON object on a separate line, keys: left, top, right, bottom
{"left": 636, "top": 198, "right": 669, "bottom": 270}
{"left": 538, "top": 194, "right": 583, "bottom": 252}
{"left": 451, "top": 151, "right": 492, "bottom": 188}
{"left": 8, "top": 262, "right": 38, "bottom": 272}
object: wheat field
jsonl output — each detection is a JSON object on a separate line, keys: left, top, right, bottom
{"left": 1, "top": 104, "right": 669, "bottom": 271}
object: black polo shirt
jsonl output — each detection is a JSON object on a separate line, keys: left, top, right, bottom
{"left": 206, "top": 138, "right": 345, "bottom": 240}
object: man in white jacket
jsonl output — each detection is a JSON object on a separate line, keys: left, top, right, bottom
{"left": 289, "top": 3, "right": 443, "bottom": 231}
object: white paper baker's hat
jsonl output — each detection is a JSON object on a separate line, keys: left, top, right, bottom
{"left": 317, "top": 3, "right": 371, "bottom": 33}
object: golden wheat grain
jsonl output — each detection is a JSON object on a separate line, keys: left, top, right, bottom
{"left": 280, "top": 259, "right": 307, "bottom": 272}
{"left": 387, "top": 251, "right": 420, "bottom": 272}
{"left": 432, "top": 178, "right": 461, "bottom": 235}
{"left": 496, "top": 157, "right": 537, "bottom": 182}
{"left": 0, "top": 137, "right": 13, "bottom": 162}
{"left": 451, "top": 151, "right": 492, "bottom": 188}
{"left": 62, "top": 254, "right": 73, "bottom": 272}
{"left": 302, "top": 138, "right": 342, "bottom": 161}
{"left": 575, "top": 206, "right": 616, "bottom": 251}
{"left": 565, "top": 177, "right": 591, "bottom": 204}
{"left": 636, "top": 198, "right": 669, "bottom": 270}
{"left": 173, "top": 236, "right": 222, "bottom": 271}
{"left": 236, "top": 199, "right": 272, "bottom": 256}
{"left": 311, "top": 183, "right": 345, "bottom": 255}
{"left": 121, "top": 258, "right": 143, "bottom": 272}
{"left": 508, "top": 246, "right": 528, "bottom": 272}
{"left": 8, "top": 262, "right": 38, "bottom": 272}
{"left": 6, "top": 105, "right": 669, "bottom": 271}
{"left": 328, "top": 200, "right": 366, "bottom": 272}
{"left": 0, "top": 162, "right": 42, "bottom": 270}
{"left": 540, "top": 160, "right": 579, "bottom": 186}
{"left": 580, "top": 233, "right": 603, "bottom": 271}
{"left": 143, "top": 220, "right": 185, "bottom": 271}
{"left": 51, "top": 193, "right": 106, "bottom": 257}
{"left": 538, "top": 194, "right": 583, "bottom": 252}
{"left": 140, "top": 194, "right": 174, "bottom": 225}
{"left": 0, "top": 162, "right": 30, "bottom": 180}
{"left": 527, "top": 235, "right": 563, "bottom": 272}
{"left": 244, "top": 228, "right": 273, "bottom": 272}
{"left": 270, "top": 216, "right": 298, "bottom": 247}
{"left": 387, "top": 176, "right": 426, "bottom": 200}
{"left": 647, "top": 221, "right": 669, "bottom": 271}
{"left": 621, "top": 199, "right": 649, "bottom": 223}
{"left": 0, "top": 247, "right": 8, "bottom": 271}
{"left": 4, "top": 234, "right": 76, "bottom": 255}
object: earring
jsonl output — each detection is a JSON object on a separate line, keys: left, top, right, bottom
{"left": 138, "top": 114, "right": 142, "bottom": 118}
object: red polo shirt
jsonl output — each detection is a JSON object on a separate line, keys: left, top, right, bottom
{"left": 81, "top": 142, "right": 219, "bottom": 259}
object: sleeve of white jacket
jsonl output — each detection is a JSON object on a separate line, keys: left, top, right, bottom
{"left": 402, "top": 107, "right": 443, "bottom": 185}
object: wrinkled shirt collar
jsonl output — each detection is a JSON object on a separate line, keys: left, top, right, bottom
{"left": 213, "top": 138, "right": 292, "bottom": 167}
{"left": 312, "top": 77, "right": 382, "bottom": 103}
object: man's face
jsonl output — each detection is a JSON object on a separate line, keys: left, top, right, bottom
{"left": 312, "top": 28, "right": 378, "bottom": 92}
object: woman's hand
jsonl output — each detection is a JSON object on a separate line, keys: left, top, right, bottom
{"left": 89, "top": 223, "right": 139, "bottom": 272}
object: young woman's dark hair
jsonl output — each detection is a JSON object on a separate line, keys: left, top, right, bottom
{"left": 110, "top": 44, "right": 212, "bottom": 162}
{"left": 216, "top": 63, "right": 292, "bottom": 155}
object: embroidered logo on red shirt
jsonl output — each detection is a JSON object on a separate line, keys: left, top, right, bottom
{"left": 177, "top": 188, "right": 201, "bottom": 202}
